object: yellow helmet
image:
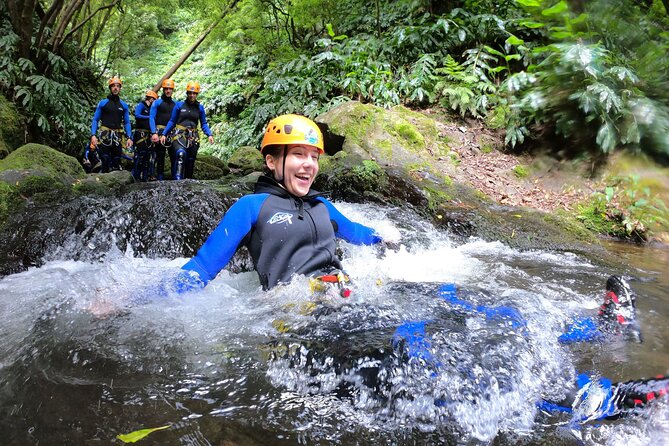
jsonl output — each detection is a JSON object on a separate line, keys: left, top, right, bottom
{"left": 161, "top": 79, "right": 175, "bottom": 89}
{"left": 186, "top": 81, "right": 201, "bottom": 93}
{"left": 145, "top": 90, "right": 158, "bottom": 100}
{"left": 108, "top": 76, "right": 122, "bottom": 87}
{"left": 261, "top": 114, "right": 324, "bottom": 154}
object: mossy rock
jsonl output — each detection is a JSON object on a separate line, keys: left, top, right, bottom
{"left": 0, "top": 94, "right": 24, "bottom": 159}
{"left": 317, "top": 101, "right": 449, "bottom": 167}
{"left": 195, "top": 154, "right": 230, "bottom": 180}
{"left": 315, "top": 152, "right": 389, "bottom": 202}
{"left": 0, "top": 181, "right": 22, "bottom": 230}
{"left": 227, "top": 146, "right": 264, "bottom": 175}
{"left": 72, "top": 170, "right": 134, "bottom": 195}
{"left": 0, "top": 143, "right": 85, "bottom": 182}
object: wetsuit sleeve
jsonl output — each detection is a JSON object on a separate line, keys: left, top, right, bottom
{"left": 180, "top": 194, "right": 268, "bottom": 286}
{"left": 134, "top": 103, "right": 145, "bottom": 120}
{"left": 121, "top": 100, "right": 132, "bottom": 137}
{"left": 558, "top": 316, "right": 603, "bottom": 343}
{"left": 163, "top": 101, "right": 181, "bottom": 135}
{"left": 316, "top": 197, "right": 382, "bottom": 245}
{"left": 90, "top": 100, "right": 105, "bottom": 135}
{"left": 149, "top": 99, "right": 160, "bottom": 133}
{"left": 198, "top": 104, "right": 212, "bottom": 137}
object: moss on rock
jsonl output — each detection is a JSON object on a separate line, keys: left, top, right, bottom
{"left": 0, "top": 94, "right": 24, "bottom": 159}
{"left": 195, "top": 154, "right": 230, "bottom": 180}
{"left": 0, "top": 143, "right": 85, "bottom": 181}
{"left": 227, "top": 146, "right": 264, "bottom": 175}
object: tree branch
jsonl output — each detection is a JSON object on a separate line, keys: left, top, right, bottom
{"left": 60, "top": 0, "right": 121, "bottom": 45}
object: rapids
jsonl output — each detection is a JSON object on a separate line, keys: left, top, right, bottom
{"left": 0, "top": 202, "right": 667, "bottom": 445}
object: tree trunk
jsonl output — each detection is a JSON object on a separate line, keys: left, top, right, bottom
{"left": 152, "top": 0, "right": 240, "bottom": 92}
{"left": 36, "top": 0, "right": 65, "bottom": 52}
{"left": 51, "top": 0, "right": 86, "bottom": 52}
{"left": 7, "top": 0, "right": 37, "bottom": 60}
{"left": 60, "top": 0, "right": 121, "bottom": 47}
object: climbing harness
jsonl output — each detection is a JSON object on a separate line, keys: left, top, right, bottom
{"left": 309, "top": 270, "right": 352, "bottom": 298}
{"left": 173, "top": 125, "right": 199, "bottom": 149}
{"left": 156, "top": 125, "right": 173, "bottom": 145}
{"left": 133, "top": 129, "right": 153, "bottom": 148}
{"left": 98, "top": 126, "right": 123, "bottom": 148}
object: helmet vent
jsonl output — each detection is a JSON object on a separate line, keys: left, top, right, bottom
{"left": 283, "top": 125, "right": 293, "bottom": 134}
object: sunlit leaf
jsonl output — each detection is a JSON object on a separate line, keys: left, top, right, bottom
{"left": 116, "top": 425, "right": 170, "bottom": 443}
{"left": 542, "top": 1, "right": 568, "bottom": 17}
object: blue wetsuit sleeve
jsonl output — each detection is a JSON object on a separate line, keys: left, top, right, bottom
{"left": 180, "top": 194, "right": 267, "bottom": 286}
{"left": 121, "top": 100, "right": 132, "bottom": 138}
{"left": 558, "top": 317, "right": 603, "bottom": 344}
{"left": 198, "top": 104, "right": 212, "bottom": 137}
{"left": 438, "top": 283, "right": 527, "bottom": 329}
{"left": 163, "top": 101, "right": 181, "bottom": 135}
{"left": 90, "top": 100, "right": 105, "bottom": 135}
{"left": 134, "top": 103, "right": 145, "bottom": 120}
{"left": 149, "top": 99, "right": 160, "bottom": 133}
{"left": 316, "top": 197, "right": 382, "bottom": 245}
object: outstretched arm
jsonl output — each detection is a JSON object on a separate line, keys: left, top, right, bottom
{"left": 317, "top": 197, "right": 382, "bottom": 245}
{"left": 178, "top": 194, "right": 267, "bottom": 291}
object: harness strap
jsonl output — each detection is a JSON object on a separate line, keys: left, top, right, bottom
{"left": 310, "top": 271, "right": 352, "bottom": 298}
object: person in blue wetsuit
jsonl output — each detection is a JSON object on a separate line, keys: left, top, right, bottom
{"left": 149, "top": 79, "right": 177, "bottom": 180}
{"left": 175, "top": 114, "right": 384, "bottom": 291}
{"left": 394, "top": 278, "right": 667, "bottom": 424}
{"left": 90, "top": 76, "right": 133, "bottom": 172}
{"left": 131, "top": 90, "right": 158, "bottom": 181}
{"left": 160, "top": 81, "right": 214, "bottom": 180}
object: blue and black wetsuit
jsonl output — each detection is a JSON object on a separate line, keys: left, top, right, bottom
{"left": 395, "top": 280, "right": 665, "bottom": 424}
{"left": 163, "top": 99, "right": 212, "bottom": 179}
{"left": 149, "top": 94, "right": 176, "bottom": 180}
{"left": 132, "top": 100, "right": 153, "bottom": 181}
{"left": 91, "top": 94, "right": 131, "bottom": 172}
{"left": 180, "top": 175, "right": 382, "bottom": 290}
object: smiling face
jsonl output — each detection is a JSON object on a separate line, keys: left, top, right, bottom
{"left": 186, "top": 91, "right": 198, "bottom": 103}
{"left": 266, "top": 144, "right": 320, "bottom": 197}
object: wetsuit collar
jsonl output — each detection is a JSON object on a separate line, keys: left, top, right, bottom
{"left": 255, "top": 175, "right": 324, "bottom": 219}
{"left": 107, "top": 93, "right": 120, "bottom": 102}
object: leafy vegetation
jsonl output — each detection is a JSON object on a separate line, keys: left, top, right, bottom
{"left": 1, "top": 0, "right": 668, "bottom": 240}
{"left": 577, "top": 174, "right": 669, "bottom": 241}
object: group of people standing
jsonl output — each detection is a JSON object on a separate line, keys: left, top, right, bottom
{"left": 87, "top": 76, "right": 214, "bottom": 180}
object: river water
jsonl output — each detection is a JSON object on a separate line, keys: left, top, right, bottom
{"left": 0, "top": 203, "right": 667, "bottom": 445}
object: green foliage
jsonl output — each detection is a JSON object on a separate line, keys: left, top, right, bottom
{"left": 577, "top": 174, "right": 669, "bottom": 241}
{"left": 0, "top": 7, "right": 95, "bottom": 156}
{"left": 506, "top": 0, "right": 669, "bottom": 161}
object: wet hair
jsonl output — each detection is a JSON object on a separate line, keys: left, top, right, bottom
{"left": 262, "top": 144, "right": 285, "bottom": 177}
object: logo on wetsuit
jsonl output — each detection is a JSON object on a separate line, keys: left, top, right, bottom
{"left": 267, "top": 212, "right": 293, "bottom": 225}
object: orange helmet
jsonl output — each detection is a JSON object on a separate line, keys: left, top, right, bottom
{"left": 161, "top": 79, "right": 175, "bottom": 89}
{"left": 108, "top": 76, "right": 122, "bottom": 87}
{"left": 145, "top": 90, "right": 158, "bottom": 100}
{"left": 186, "top": 81, "right": 201, "bottom": 93}
{"left": 261, "top": 114, "right": 324, "bottom": 154}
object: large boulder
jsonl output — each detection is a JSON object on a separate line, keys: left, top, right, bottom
{"left": 315, "top": 101, "right": 600, "bottom": 253}
{"left": 195, "top": 153, "right": 230, "bottom": 180}
{"left": 0, "top": 143, "right": 86, "bottom": 182}
{"left": 227, "top": 146, "right": 264, "bottom": 175}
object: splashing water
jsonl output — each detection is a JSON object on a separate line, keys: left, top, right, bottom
{"left": 0, "top": 203, "right": 666, "bottom": 445}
